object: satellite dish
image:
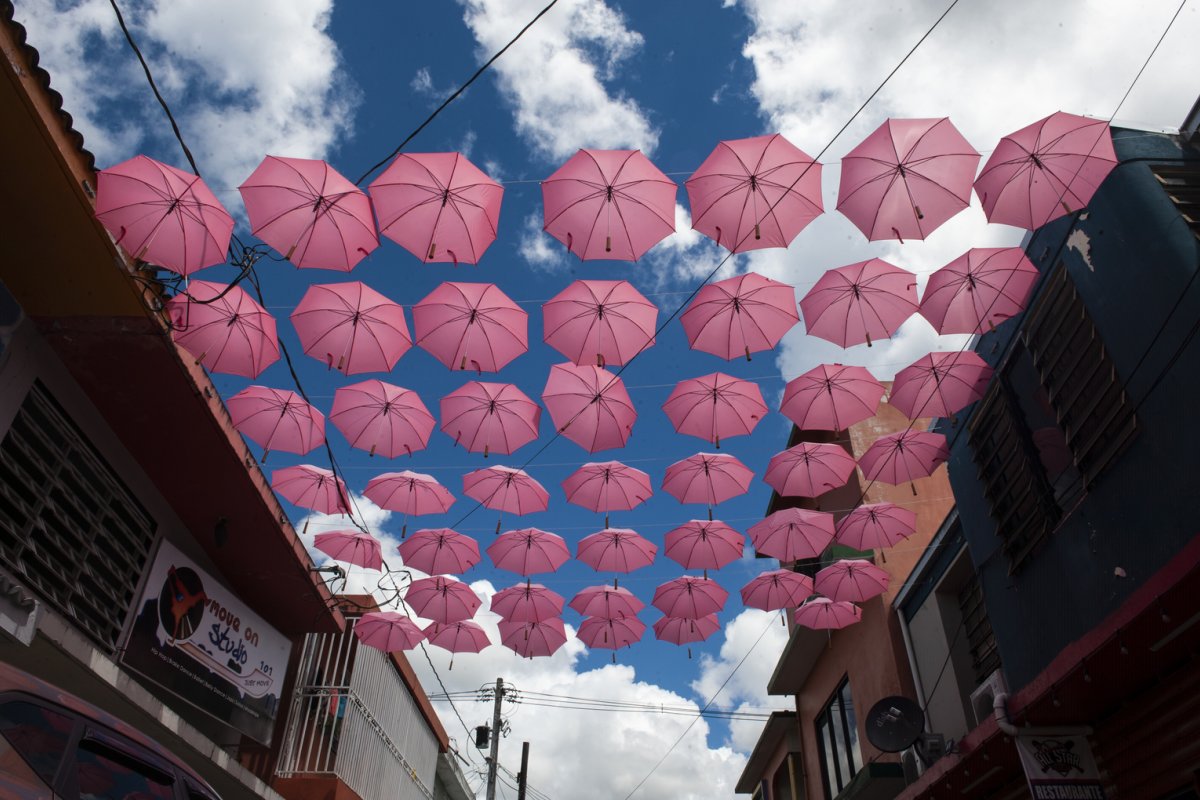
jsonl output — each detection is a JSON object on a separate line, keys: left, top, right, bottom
{"left": 865, "top": 696, "right": 925, "bottom": 753}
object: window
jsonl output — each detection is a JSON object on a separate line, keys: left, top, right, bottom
{"left": 1150, "top": 161, "right": 1200, "bottom": 241}
{"left": 814, "top": 678, "right": 862, "bottom": 800}
{"left": 957, "top": 570, "right": 1001, "bottom": 684}
{"left": 0, "top": 699, "right": 75, "bottom": 787}
{"left": 72, "top": 733, "right": 175, "bottom": 800}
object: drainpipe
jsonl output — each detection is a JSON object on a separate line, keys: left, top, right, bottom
{"left": 898, "top": 613, "right": 931, "bottom": 733}
{"left": 993, "top": 693, "right": 1093, "bottom": 736}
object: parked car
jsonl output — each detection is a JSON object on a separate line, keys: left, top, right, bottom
{"left": 0, "top": 661, "right": 220, "bottom": 799}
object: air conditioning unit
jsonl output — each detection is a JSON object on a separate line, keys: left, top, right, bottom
{"left": 901, "top": 746, "right": 922, "bottom": 783}
{"left": 969, "top": 669, "right": 1008, "bottom": 726}
{"left": 0, "top": 570, "right": 40, "bottom": 646}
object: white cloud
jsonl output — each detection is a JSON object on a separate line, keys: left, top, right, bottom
{"left": 411, "top": 66, "right": 436, "bottom": 95}
{"left": 459, "top": 0, "right": 658, "bottom": 159}
{"left": 517, "top": 212, "right": 568, "bottom": 272}
{"left": 643, "top": 203, "right": 740, "bottom": 288}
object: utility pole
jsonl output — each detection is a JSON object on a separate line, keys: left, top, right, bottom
{"left": 485, "top": 677, "right": 504, "bottom": 800}
{"left": 517, "top": 741, "right": 530, "bottom": 800}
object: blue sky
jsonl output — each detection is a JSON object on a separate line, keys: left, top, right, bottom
{"left": 16, "top": 0, "right": 1200, "bottom": 796}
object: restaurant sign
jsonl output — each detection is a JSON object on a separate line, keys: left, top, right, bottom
{"left": 1016, "top": 734, "right": 1107, "bottom": 800}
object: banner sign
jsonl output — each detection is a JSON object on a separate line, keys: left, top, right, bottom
{"left": 122, "top": 540, "right": 291, "bottom": 744}
{"left": 1016, "top": 734, "right": 1107, "bottom": 800}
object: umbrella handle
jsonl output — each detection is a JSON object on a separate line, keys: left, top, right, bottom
{"left": 744, "top": 346, "right": 752, "bottom": 362}
{"left": 428, "top": 242, "right": 437, "bottom": 260}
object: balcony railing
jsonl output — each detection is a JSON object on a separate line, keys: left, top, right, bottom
{"left": 277, "top": 618, "right": 440, "bottom": 800}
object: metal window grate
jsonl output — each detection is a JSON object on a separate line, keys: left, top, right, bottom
{"left": 957, "top": 572, "right": 1001, "bottom": 685}
{"left": 1151, "top": 162, "right": 1200, "bottom": 240}
{"left": 0, "top": 382, "right": 156, "bottom": 650}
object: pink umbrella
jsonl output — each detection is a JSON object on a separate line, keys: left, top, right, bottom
{"left": 331, "top": 380, "right": 435, "bottom": 458}
{"left": 681, "top": 272, "right": 800, "bottom": 361}
{"left": 271, "top": 465, "right": 349, "bottom": 515}
{"left": 542, "top": 149, "right": 677, "bottom": 261}
{"left": 313, "top": 530, "right": 383, "bottom": 571}
{"left": 974, "top": 111, "right": 1117, "bottom": 230}
{"left": 578, "top": 616, "right": 646, "bottom": 659}
{"left": 576, "top": 528, "right": 657, "bottom": 574}
{"left": 858, "top": 430, "right": 950, "bottom": 488}
{"left": 662, "top": 373, "right": 768, "bottom": 448}
{"left": 423, "top": 621, "right": 491, "bottom": 668}
{"left": 487, "top": 529, "right": 570, "bottom": 576}
{"left": 542, "top": 363, "right": 637, "bottom": 452}
{"left": 499, "top": 618, "right": 568, "bottom": 658}
{"left": 412, "top": 282, "right": 528, "bottom": 372}
{"left": 663, "top": 520, "right": 745, "bottom": 573}
{"left": 464, "top": 466, "right": 550, "bottom": 532}
{"left": 227, "top": 385, "right": 325, "bottom": 460}
{"left": 94, "top": 155, "right": 233, "bottom": 276}
{"left": 747, "top": 508, "right": 836, "bottom": 562}
{"left": 290, "top": 281, "right": 411, "bottom": 374}
{"left": 835, "top": 503, "right": 918, "bottom": 551}
{"left": 354, "top": 611, "right": 425, "bottom": 652}
{"left": 239, "top": 155, "right": 378, "bottom": 270}
{"left": 739, "top": 569, "right": 814, "bottom": 612}
{"left": 794, "top": 597, "right": 861, "bottom": 630}
{"left": 398, "top": 528, "right": 481, "bottom": 575}
{"left": 763, "top": 442, "right": 857, "bottom": 499}
{"left": 652, "top": 614, "right": 719, "bottom": 657}
{"left": 685, "top": 133, "right": 823, "bottom": 252}
{"left": 837, "top": 118, "right": 980, "bottom": 242}
{"left": 815, "top": 559, "right": 890, "bottom": 603}
{"left": 662, "top": 453, "right": 754, "bottom": 517}
{"left": 167, "top": 281, "right": 280, "bottom": 378}
{"left": 652, "top": 576, "right": 728, "bottom": 620}
{"left": 364, "top": 471, "right": 454, "bottom": 536}
{"left": 562, "top": 461, "right": 653, "bottom": 526}
{"left": 404, "top": 576, "right": 480, "bottom": 623}
{"left": 889, "top": 351, "right": 994, "bottom": 420}
{"left": 780, "top": 364, "right": 886, "bottom": 432}
{"left": 799, "top": 259, "right": 918, "bottom": 348}
{"left": 919, "top": 247, "right": 1040, "bottom": 335}
{"left": 368, "top": 151, "right": 503, "bottom": 265}
{"left": 440, "top": 382, "right": 541, "bottom": 457}
{"left": 543, "top": 279, "right": 658, "bottom": 367}
{"left": 569, "top": 585, "right": 644, "bottom": 619}
{"left": 491, "top": 582, "right": 565, "bottom": 623}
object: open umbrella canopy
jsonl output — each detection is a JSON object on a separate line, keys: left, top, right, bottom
{"left": 542, "top": 363, "right": 637, "bottom": 453}
{"left": 889, "top": 351, "right": 994, "bottom": 420}
{"left": 740, "top": 569, "right": 814, "bottom": 612}
{"left": 794, "top": 597, "right": 862, "bottom": 630}
{"left": 780, "top": 363, "right": 886, "bottom": 432}
{"left": 562, "top": 461, "right": 653, "bottom": 515}
{"left": 290, "top": 281, "right": 411, "bottom": 374}
{"left": 227, "top": 385, "right": 325, "bottom": 459}
{"left": 412, "top": 282, "right": 528, "bottom": 372}
{"left": 974, "top": 111, "right": 1118, "bottom": 230}
{"left": 440, "top": 381, "right": 541, "bottom": 457}
{"left": 651, "top": 576, "right": 728, "bottom": 619}
{"left": 543, "top": 279, "right": 658, "bottom": 367}
{"left": 681, "top": 272, "right": 800, "bottom": 361}
{"left": 368, "top": 151, "right": 503, "bottom": 265}
{"left": 363, "top": 470, "right": 455, "bottom": 515}
{"left": 576, "top": 528, "right": 657, "bottom": 573}
{"left": 541, "top": 149, "right": 677, "bottom": 261}
{"left": 404, "top": 576, "right": 481, "bottom": 624}
{"left": 423, "top": 620, "right": 491, "bottom": 656}
{"left": 354, "top": 611, "right": 425, "bottom": 652}
{"left": 462, "top": 466, "right": 550, "bottom": 515}
{"left": 331, "top": 380, "right": 435, "bottom": 458}
{"left": 239, "top": 155, "right": 378, "bottom": 270}
{"left": 578, "top": 616, "right": 646, "bottom": 651}
{"left": 498, "top": 618, "right": 568, "bottom": 658}
{"left": 858, "top": 430, "right": 950, "bottom": 486}
{"left": 271, "top": 464, "right": 349, "bottom": 515}
{"left": 747, "top": 507, "right": 836, "bottom": 562}
{"left": 835, "top": 503, "right": 918, "bottom": 551}
{"left": 661, "top": 453, "right": 754, "bottom": 509}
{"left": 799, "top": 258, "right": 918, "bottom": 348}
{"left": 313, "top": 530, "right": 382, "bottom": 571}
{"left": 397, "top": 528, "right": 481, "bottom": 575}
{"left": 491, "top": 582, "right": 565, "bottom": 623}
{"left": 487, "top": 529, "right": 571, "bottom": 576}
{"left": 919, "top": 247, "right": 1040, "bottom": 335}
{"left": 94, "top": 154, "right": 233, "bottom": 276}
{"left": 663, "top": 520, "right": 745, "bottom": 571}
{"left": 652, "top": 614, "right": 719, "bottom": 645}
{"left": 685, "top": 132, "right": 823, "bottom": 252}
{"left": 569, "top": 585, "right": 645, "bottom": 619}
{"left": 662, "top": 373, "right": 767, "bottom": 448}
{"left": 815, "top": 559, "right": 890, "bottom": 603}
{"left": 763, "top": 442, "right": 857, "bottom": 499}
{"left": 167, "top": 281, "right": 280, "bottom": 378}
{"left": 837, "top": 117, "right": 980, "bottom": 242}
